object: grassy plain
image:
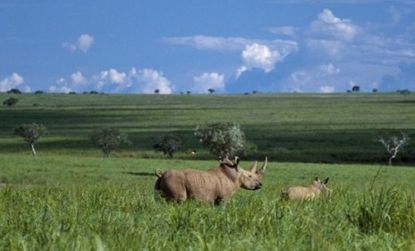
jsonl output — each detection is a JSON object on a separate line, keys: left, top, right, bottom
{"left": 1, "top": 93, "right": 415, "bottom": 163}
{"left": 0, "top": 93, "right": 414, "bottom": 250}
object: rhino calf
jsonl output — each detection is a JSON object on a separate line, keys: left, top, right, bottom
{"left": 282, "top": 177, "right": 330, "bottom": 200}
{"left": 155, "top": 157, "right": 267, "bottom": 205}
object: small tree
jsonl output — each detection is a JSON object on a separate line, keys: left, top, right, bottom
{"left": 372, "top": 88, "right": 378, "bottom": 93}
{"left": 194, "top": 122, "right": 245, "bottom": 158}
{"left": 153, "top": 135, "right": 182, "bottom": 158}
{"left": 3, "top": 97, "right": 19, "bottom": 106}
{"left": 90, "top": 128, "right": 130, "bottom": 157}
{"left": 352, "top": 85, "right": 360, "bottom": 92}
{"left": 154, "top": 89, "right": 160, "bottom": 94}
{"left": 208, "top": 88, "right": 215, "bottom": 94}
{"left": 7, "top": 88, "right": 21, "bottom": 94}
{"left": 14, "top": 123, "right": 48, "bottom": 156}
{"left": 377, "top": 133, "right": 410, "bottom": 166}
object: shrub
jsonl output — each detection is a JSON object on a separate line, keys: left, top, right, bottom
{"left": 6, "top": 88, "right": 21, "bottom": 94}
{"left": 34, "top": 90, "right": 44, "bottom": 94}
{"left": 14, "top": 123, "right": 48, "bottom": 156}
{"left": 3, "top": 97, "right": 19, "bottom": 106}
{"left": 90, "top": 128, "right": 130, "bottom": 157}
{"left": 194, "top": 122, "right": 245, "bottom": 158}
{"left": 153, "top": 135, "right": 182, "bottom": 158}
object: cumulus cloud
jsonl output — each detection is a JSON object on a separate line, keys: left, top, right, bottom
{"left": 71, "top": 71, "right": 87, "bottom": 85}
{"left": 319, "top": 85, "right": 335, "bottom": 93}
{"left": 237, "top": 43, "right": 285, "bottom": 75}
{"left": 192, "top": 72, "right": 225, "bottom": 93}
{"left": 49, "top": 78, "right": 72, "bottom": 93}
{"left": 309, "top": 9, "right": 359, "bottom": 41}
{"left": 49, "top": 68, "right": 173, "bottom": 94}
{"left": 164, "top": 35, "right": 297, "bottom": 80}
{"left": 0, "top": 72, "right": 31, "bottom": 92}
{"left": 63, "top": 33, "right": 95, "bottom": 53}
{"left": 77, "top": 34, "right": 94, "bottom": 52}
{"left": 130, "top": 68, "right": 173, "bottom": 94}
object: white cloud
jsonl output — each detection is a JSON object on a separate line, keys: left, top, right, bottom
{"left": 163, "top": 35, "right": 298, "bottom": 53}
{"left": 77, "top": 34, "right": 94, "bottom": 52}
{"left": 70, "top": 71, "right": 87, "bottom": 85}
{"left": 63, "top": 33, "right": 95, "bottom": 53}
{"left": 99, "top": 69, "right": 127, "bottom": 84}
{"left": 266, "top": 26, "right": 299, "bottom": 37}
{"left": 310, "top": 9, "right": 359, "bottom": 41}
{"left": 163, "top": 36, "right": 254, "bottom": 51}
{"left": 192, "top": 72, "right": 225, "bottom": 93}
{"left": 319, "top": 85, "right": 335, "bottom": 93}
{"left": 131, "top": 68, "right": 173, "bottom": 94}
{"left": 55, "top": 67, "right": 174, "bottom": 94}
{"left": 238, "top": 43, "right": 283, "bottom": 74}
{"left": 49, "top": 78, "right": 72, "bottom": 93}
{"left": 0, "top": 72, "right": 31, "bottom": 92}
{"left": 318, "top": 63, "right": 340, "bottom": 75}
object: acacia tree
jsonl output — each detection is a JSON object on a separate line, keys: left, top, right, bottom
{"left": 14, "top": 123, "right": 48, "bottom": 156}
{"left": 153, "top": 135, "right": 182, "bottom": 158}
{"left": 377, "top": 133, "right": 410, "bottom": 166}
{"left": 194, "top": 122, "right": 245, "bottom": 158}
{"left": 90, "top": 128, "right": 130, "bottom": 157}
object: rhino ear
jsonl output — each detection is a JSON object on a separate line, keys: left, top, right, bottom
{"left": 234, "top": 156, "right": 240, "bottom": 166}
{"left": 315, "top": 177, "right": 320, "bottom": 182}
{"left": 324, "top": 177, "right": 329, "bottom": 184}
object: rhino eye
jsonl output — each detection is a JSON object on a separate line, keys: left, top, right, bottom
{"left": 248, "top": 175, "right": 252, "bottom": 178}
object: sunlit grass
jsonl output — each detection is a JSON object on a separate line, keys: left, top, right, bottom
{"left": 0, "top": 154, "right": 414, "bottom": 250}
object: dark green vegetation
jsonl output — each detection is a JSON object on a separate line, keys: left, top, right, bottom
{"left": 0, "top": 154, "right": 414, "bottom": 250}
{"left": 1, "top": 93, "right": 415, "bottom": 163}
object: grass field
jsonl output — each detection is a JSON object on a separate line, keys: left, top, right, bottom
{"left": 0, "top": 93, "right": 414, "bottom": 250}
{"left": 0, "top": 154, "right": 414, "bottom": 250}
{"left": 1, "top": 93, "right": 415, "bottom": 163}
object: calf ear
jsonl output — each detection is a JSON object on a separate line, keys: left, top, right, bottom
{"left": 155, "top": 169, "right": 163, "bottom": 178}
{"left": 259, "top": 157, "right": 267, "bottom": 174}
{"left": 324, "top": 177, "right": 329, "bottom": 184}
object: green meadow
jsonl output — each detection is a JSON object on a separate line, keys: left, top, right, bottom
{"left": 0, "top": 93, "right": 415, "bottom": 250}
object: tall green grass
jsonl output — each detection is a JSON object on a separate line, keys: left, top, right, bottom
{"left": 1, "top": 185, "right": 414, "bottom": 250}
{"left": 0, "top": 154, "right": 414, "bottom": 250}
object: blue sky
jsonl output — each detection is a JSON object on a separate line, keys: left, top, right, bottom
{"left": 1, "top": 0, "right": 415, "bottom": 94}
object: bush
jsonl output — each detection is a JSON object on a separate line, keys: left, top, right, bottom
{"left": 3, "top": 97, "right": 19, "bottom": 106}
{"left": 34, "top": 90, "right": 44, "bottom": 94}
{"left": 194, "top": 122, "right": 245, "bottom": 158}
{"left": 6, "top": 88, "right": 21, "bottom": 94}
{"left": 90, "top": 128, "right": 130, "bottom": 157}
{"left": 14, "top": 123, "right": 48, "bottom": 156}
{"left": 153, "top": 135, "right": 182, "bottom": 158}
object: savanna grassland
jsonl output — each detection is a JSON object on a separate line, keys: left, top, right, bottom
{"left": 0, "top": 93, "right": 415, "bottom": 250}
